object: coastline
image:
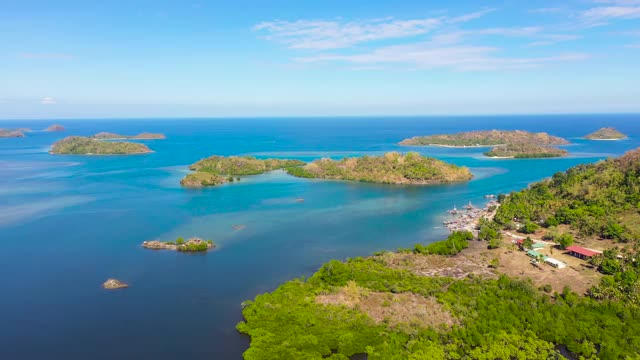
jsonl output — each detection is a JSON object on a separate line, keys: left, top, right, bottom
{"left": 49, "top": 150, "right": 153, "bottom": 155}
{"left": 95, "top": 137, "right": 165, "bottom": 141}
{"left": 485, "top": 155, "right": 515, "bottom": 159}
{"left": 584, "top": 137, "right": 628, "bottom": 141}
{"left": 401, "top": 143, "right": 504, "bottom": 148}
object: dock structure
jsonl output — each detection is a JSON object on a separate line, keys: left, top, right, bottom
{"left": 565, "top": 245, "right": 602, "bottom": 260}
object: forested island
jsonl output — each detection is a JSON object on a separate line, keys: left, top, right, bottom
{"left": 584, "top": 127, "right": 627, "bottom": 140}
{"left": 92, "top": 132, "right": 166, "bottom": 140}
{"left": 181, "top": 155, "right": 305, "bottom": 187}
{"left": 400, "top": 130, "right": 569, "bottom": 159}
{"left": 287, "top": 152, "right": 472, "bottom": 184}
{"left": 237, "top": 149, "right": 640, "bottom": 359}
{"left": 50, "top": 136, "right": 152, "bottom": 155}
{"left": 0, "top": 129, "right": 26, "bottom": 138}
{"left": 484, "top": 143, "right": 568, "bottom": 158}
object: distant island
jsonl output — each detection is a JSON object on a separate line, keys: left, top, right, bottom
{"left": 142, "top": 237, "right": 214, "bottom": 252}
{"left": 0, "top": 129, "right": 26, "bottom": 138}
{"left": 400, "top": 130, "right": 569, "bottom": 159}
{"left": 286, "top": 152, "right": 473, "bottom": 184}
{"left": 92, "top": 132, "right": 166, "bottom": 140}
{"left": 181, "top": 155, "right": 305, "bottom": 187}
{"left": 584, "top": 127, "right": 627, "bottom": 140}
{"left": 46, "top": 124, "right": 65, "bottom": 132}
{"left": 50, "top": 136, "right": 152, "bottom": 155}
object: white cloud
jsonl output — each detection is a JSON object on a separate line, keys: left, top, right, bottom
{"left": 296, "top": 42, "right": 589, "bottom": 71}
{"left": 253, "top": 10, "right": 494, "bottom": 50}
{"left": 40, "top": 97, "right": 57, "bottom": 105}
{"left": 530, "top": 7, "right": 566, "bottom": 14}
{"left": 255, "top": 9, "right": 589, "bottom": 72}
{"left": 527, "top": 34, "right": 581, "bottom": 47}
{"left": 254, "top": 18, "right": 441, "bottom": 50}
{"left": 582, "top": 6, "right": 640, "bottom": 21}
{"left": 21, "top": 53, "right": 74, "bottom": 60}
{"left": 592, "top": 0, "right": 640, "bottom": 4}
{"left": 448, "top": 8, "right": 496, "bottom": 23}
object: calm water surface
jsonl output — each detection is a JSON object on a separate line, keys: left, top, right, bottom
{"left": 1, "top": 115, "right": 639, "bottom": 359}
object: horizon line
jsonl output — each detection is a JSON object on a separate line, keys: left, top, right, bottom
{"left": 1, "top": 111, "right": 639, "bottom": 122}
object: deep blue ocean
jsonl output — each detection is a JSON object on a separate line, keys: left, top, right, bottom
{"left": 1, "top": 115, "right": 639, "bottom": 359}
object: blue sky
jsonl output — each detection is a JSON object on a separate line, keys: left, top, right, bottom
{"left": 1, "top": 0, "right": 640, "bottom": 119}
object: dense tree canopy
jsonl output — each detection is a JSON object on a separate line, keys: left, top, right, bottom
{"left": 238, "top": 237, "right": 640, "bottom": 359}
{"left": 287, "top": 152, "right": 473, "bottom": 185}
{"left": 50, "top": 136, "right": 151, "bottom": 155}
{"left": 495, "top": 148, "right": 640, "bottom": 241}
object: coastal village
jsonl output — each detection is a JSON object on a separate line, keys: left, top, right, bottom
{"left": 442, "top": 196, "right": 605, "bottom": 293}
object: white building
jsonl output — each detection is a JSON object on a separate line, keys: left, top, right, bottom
{"left": 544, "top": 257, "right": 567, "bottom": 269}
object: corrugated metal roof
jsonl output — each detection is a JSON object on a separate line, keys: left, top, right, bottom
{"left": 565, "top": 245, "right": 601, "bottom": 257}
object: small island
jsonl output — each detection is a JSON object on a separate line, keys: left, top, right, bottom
{"left": 50, "top": 136, "right": 152, "bottom": 155}
{"left": 584, "top": 127, "right": 627, "bottom": 140}
{"left": 400, "top": 130, "right": 569, "bottom": 159}
{"left": 484, "top": 143, "right": 568, "bottom": 159}
{"left": 181, "top": 155, "right": 305, "bottom": 187}
{"left": 92, "top": 132, "right": 166, "bottom": 140}
{"left": 46, "top": 124, "right": 65, "bottom": 132}
{"left": 142, "top": 237, "right": 214, "bottom": 252}
{"left": 286, "top": 152, "right": 473, "bottom": 184}
{"left": 102, "top": 278, "right": 128, "bottom": 290}
{"left": 0, "top": 129, "right": 26, "bottom": 138}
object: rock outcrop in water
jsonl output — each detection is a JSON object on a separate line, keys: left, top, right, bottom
{"left": 102, "top": 278, "right": 128, "bottom": 290}
{"left": 142, "top": 237, "right": 215, "bottom": 252}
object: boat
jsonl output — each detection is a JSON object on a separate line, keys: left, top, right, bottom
{"left": 484, "top": 194, "right": 496, "bottom": 199}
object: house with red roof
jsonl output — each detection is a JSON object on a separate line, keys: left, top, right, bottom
{"left": 565, "top": 245, "right": 602, "bottom": 260}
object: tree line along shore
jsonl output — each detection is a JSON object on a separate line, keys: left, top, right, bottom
{"left": 237, "top": 147, "right": 640, "bottom": 360}
{"left": 49, "top": 132, "right": 166, "bottom": 155}
{"left": 180, "top": 152, "right": 473, "bottom": 187}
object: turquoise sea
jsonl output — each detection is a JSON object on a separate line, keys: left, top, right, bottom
{"left": 1, "top": 115, "right": 640, "bottom": 359}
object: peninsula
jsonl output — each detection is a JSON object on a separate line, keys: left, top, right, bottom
{"left": 181, "top": 155, "right": 305, "bottom": 187}
{"left": 92, "top": 132, "right": 166, "bottom": 140}
{"left": 584, "top": 127, "right": 627, "bottom": 140}
{"left": 400, "top": 130, "right": 569, "bottom": 158}
{"left": 238, "top": 149, "right": 640, "bottom": 359}
{"left": 142, "top": 237, "right": 214, "bottom": 252}
{"left": 50, "top": 136, "right": 152, "bottom": 155}
{"left": 0, "top": 129, "right": 26, "bottom": 138}
{"left": 286, "top": 152, "right": 472, "bottom": 184}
